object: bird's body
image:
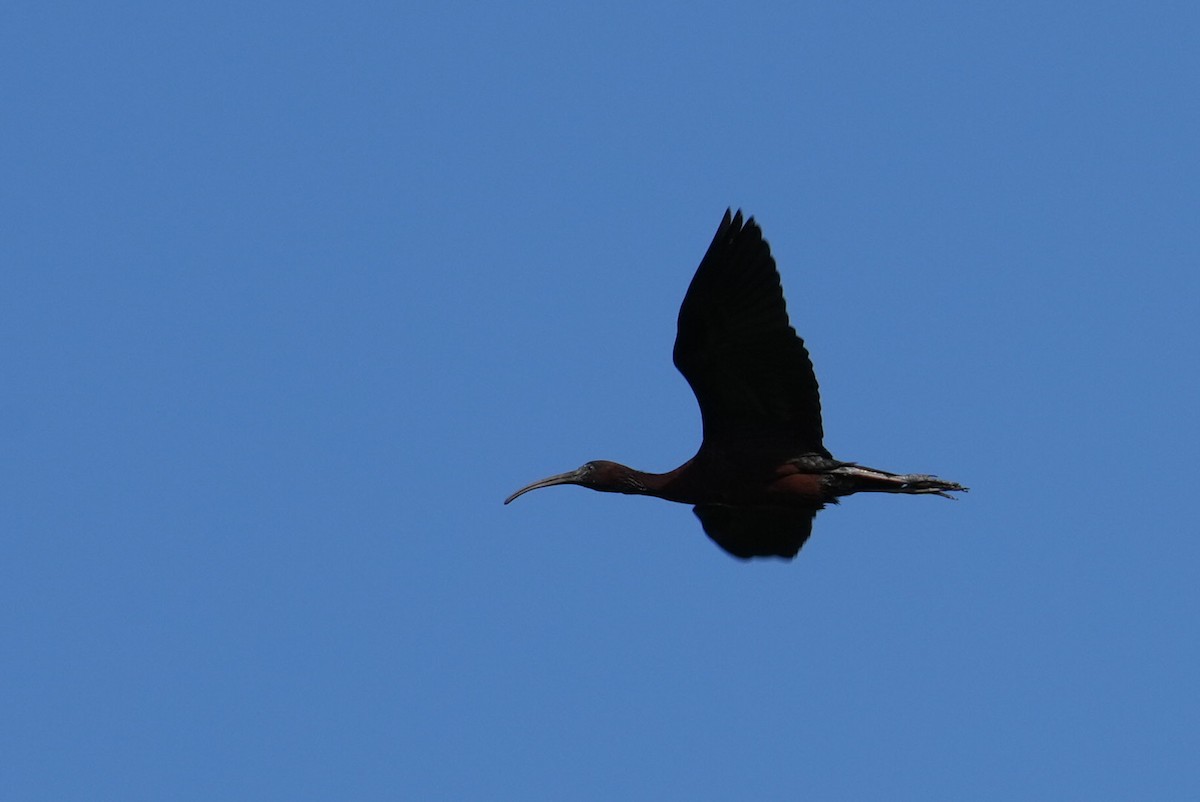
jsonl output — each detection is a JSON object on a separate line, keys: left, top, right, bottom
{"left": 506, "top": 210, "right": 966, "bottom": 559}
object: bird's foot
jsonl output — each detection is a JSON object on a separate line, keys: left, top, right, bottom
{"left": 893, "top": 474, "right": 969, "bottom": 499}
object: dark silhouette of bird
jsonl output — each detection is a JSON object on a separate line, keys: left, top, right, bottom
{"left": 505, "top": 210, "right": 966, "bottom": 560}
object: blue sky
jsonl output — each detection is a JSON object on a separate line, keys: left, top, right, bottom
{"left": 3, "top": 2, "right": 1198, "bottom": 799}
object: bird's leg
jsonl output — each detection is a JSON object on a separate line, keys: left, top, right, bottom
{"left": 827, "top": 464, "right": 968, "bottom": 499}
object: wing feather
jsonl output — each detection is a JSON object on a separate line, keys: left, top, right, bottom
{"left": 693, "top": 504, "right": 821, "bottom": 560}
{"left": 672, "top": 210, "right": 828, "bottom": 458}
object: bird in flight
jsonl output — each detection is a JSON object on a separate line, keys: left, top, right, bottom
{"left": 505, "top": 210, "right": 966, "bottom": 560}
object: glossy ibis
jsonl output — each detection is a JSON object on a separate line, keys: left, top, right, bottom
{"left": 506, "top": 210, "right": 966, "bottom": 560}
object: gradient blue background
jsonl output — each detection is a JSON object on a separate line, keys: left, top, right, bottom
{"left": 4, "top": 2, "right": 1198, "bottom": 799}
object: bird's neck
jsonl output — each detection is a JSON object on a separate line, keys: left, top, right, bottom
{"left": 618, "top": 460, "right": 699, "bottom": 504}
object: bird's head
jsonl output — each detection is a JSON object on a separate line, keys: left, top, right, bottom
{"left": 504, "top": 460, "right": 646, "bottom": 504}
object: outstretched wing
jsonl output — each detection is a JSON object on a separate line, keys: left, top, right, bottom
{"left": 672, "top": 210, "right": 828, "bottom": 459}
{"left": 693, "top": 504, "right": 822, "bottom": 560}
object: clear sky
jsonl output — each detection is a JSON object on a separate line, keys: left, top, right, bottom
{"left": 3, "top": 2, "right": 1198, "bottom": 799}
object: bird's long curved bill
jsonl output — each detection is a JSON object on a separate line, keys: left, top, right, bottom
{"left": 503, "top": 469, "right": 583, "bottom": 505}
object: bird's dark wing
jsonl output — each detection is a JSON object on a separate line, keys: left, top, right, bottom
{"left": 693, "top": 504, "right": 821, "bottom": 560}
{"left": 673, "top": 210, "right": 828, "bottom": 459}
